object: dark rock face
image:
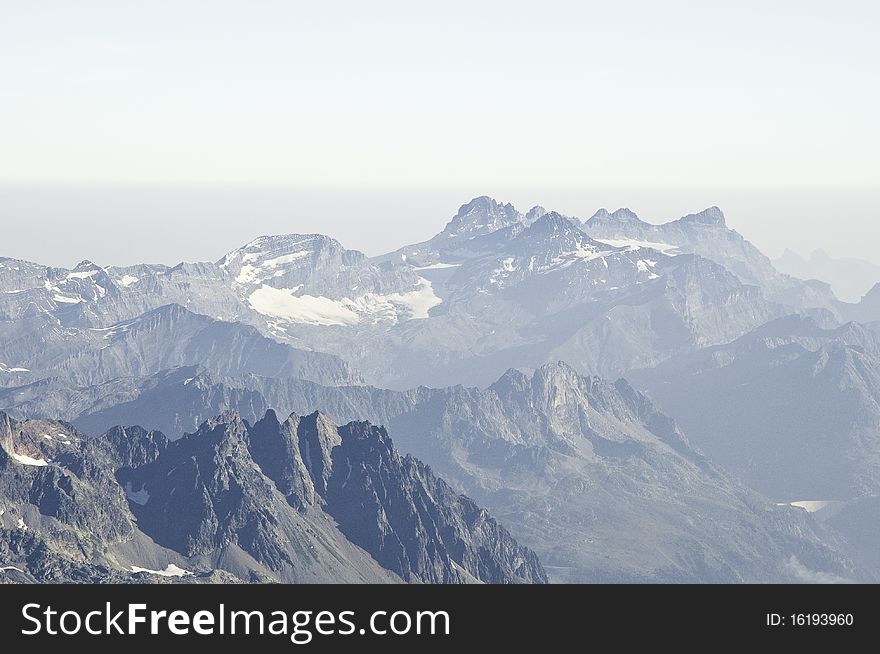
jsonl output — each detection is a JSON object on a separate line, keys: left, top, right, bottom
{"left": 123, "top": 412, "right": 296, "bottom": 567}
{"left": 441, "top": 196, "right": 526, "bottom": 238}
{"left": 0, "top": 409, "right": 546, "bottom": 584}
{"left": 325, "top": 421, "right": 546, "bottom": 584}
{"left": 0, "top": 414, "right": 134, "bottom": 546}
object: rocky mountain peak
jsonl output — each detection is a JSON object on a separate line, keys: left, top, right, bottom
{"left": 0, "top": 413, "right": 84, "bottom": 468}
{"left": 93, "top": 424, "right": 170, "bottom": 469}
{"left": 488, "top": 362, "right": 592, "bottom": 421}
{"left": 222, "top": 233, "right": 342, "bottom": 261}
{"left": 585, "top": 207, "right": 645, "bottom": 225}
{"left": 531, "top": 360, "right": 585, "bottom": 385}
{"left": 611, "top": 208, "right": 642, "bottom": 222}
{"left": 525, "top": 205, "right": 548, "bottom": 222}
{"left": 528, "top": 211, "right": 578, "bottom": 232}
{"left": 72, "top": 260, "right": 102, "bottom": 273}
{"left": 292, "top": 410, "right": 342, "bottom": 496}
{"left": 513, "top": 212, "right": 605, "bottom": 255}
{"left": 678, "top": 206, "right": 726, "bottom": 227}
{"left": 327, "top": 418, "right": 547, "bottom": 584}
{"left": 202, "top": 408, "right": 251, "bottom": 432}
{"left": 489, "top": 367, "right": 533, "bottom": 395}
{"left": 441, "top": 196, "right": 525, "bottom": 238}
{"left": 103, "top": 409, "right": 547, "bottom": 583}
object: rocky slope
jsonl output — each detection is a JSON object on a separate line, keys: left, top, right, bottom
{"left": 0, "top": 303, "right": 362, "bottom": 389}
{"left": 581, "top": 206, "right": 842, "bottom": 312}
{"left": 0, "top": 410, "right": 545, "bottom": 584}
{"left": 15, "top": 363, "right": 863, "bottom": 583}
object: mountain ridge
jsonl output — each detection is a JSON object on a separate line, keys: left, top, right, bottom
{"left": 0, "top": 408, "right": 546, "bottom": 584}
{"left": 9, "top": 361, "right": 863, "bottom": 583}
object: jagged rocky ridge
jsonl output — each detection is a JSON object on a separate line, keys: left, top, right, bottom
{"left": 0, "top": 410, "right": 545, "bottom": 584}
{"left": 11, "top": 362, "right": 864, "bottom": 583}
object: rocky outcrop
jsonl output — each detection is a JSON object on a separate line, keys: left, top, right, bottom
{"left": 0, "top": 410, "right": 546, "bottom": 584}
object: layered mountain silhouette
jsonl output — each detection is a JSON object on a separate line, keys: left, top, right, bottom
{"left": 4, "top": 362, "right": 863, "bottom": 582}
{"left": 775, "top": 249, "right": 880, "bottom": 304}
{"left": 630, "top": 316, "right": 880, "bottom": 501}
{"left": 3, "top": 195, "right": 880, "bottom": 584}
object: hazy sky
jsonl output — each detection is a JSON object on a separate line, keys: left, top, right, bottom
{"left": 1, "top": 1, "right": 878, "bottom": 266}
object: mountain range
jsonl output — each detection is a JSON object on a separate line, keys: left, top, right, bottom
{"left": 3, "top": 195, "right": 880, "bottom": 584}
{"left": 775, "top": 249, "right": 880, "bottom": 303}
{"left": 0, "top": 410, "right": 544, "bottom": 584}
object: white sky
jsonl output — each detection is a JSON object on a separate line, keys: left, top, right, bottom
{"left": 1, "top": 1, "right": 878, "bottom": 265}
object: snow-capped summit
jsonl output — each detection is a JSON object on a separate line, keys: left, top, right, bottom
{"left": 220, "top": 233, "right": 355, "bottom": 268}
{"left": 219, "top": 233, "right": 364, "bottom": 288}
{"left": 508, "top": 212, "right": 610, "bottom": 264}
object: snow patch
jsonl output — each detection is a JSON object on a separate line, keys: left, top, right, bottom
{"left": 124, "top": 482, "right": 150, "bottom": 506}
{"left": 539, "top": 245, "right": 615, "bottom": 273}
{"left": 41, "top": 432, "right": 72, "bottom": 445}
{"left": 10, "top": 452, "right": 49, "bottom": 467}
{"left": 232, "top": 245, "right": 314, "bottom": 285}
{"left": 248, "top": 278, "right": 441, "bottom": 326}
{"left": 258, "top": 251, "right": 311, "bottom": 268}
{"left": 789, "top": 500, "right": 832, "bottom": 513}
{"left": 117, "top": 275, "right": 139, "bottom": 287}
{"left": 489, "top": 258, "right": 518, "bottom": 286}
{"left": 777, "top": 500, "right": 846, "bottom": 522}
{"left": 66, "top": 270, "right": 98, "bottom": 279}
{"left": 413, "top": 262, "right": 461, "bottom": 270}
{"left": 380, "top": 278, "right": 442, "bottom": 320}
{"left": 637, "top": 260, "right": 660, "bottom": 279}
{"left": 594, "top": 238, "right": 678, "bottom": 254}
{"left": 570, "top": 244, "right": 610, "bottom": 262}
{"left": 235, "top": 264, "right": 260, "bottom": 285}
{"left": 249, "top": 286, "right": 360, "bottom": 326}
{"left": 0, "top": 565, "right": 25, "bottom": 574}
{"left": 130, "top": 564, "right": 191, "bottom": 578}
{"left": 53, "top": 294, "right": 83, "bottom": 304}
